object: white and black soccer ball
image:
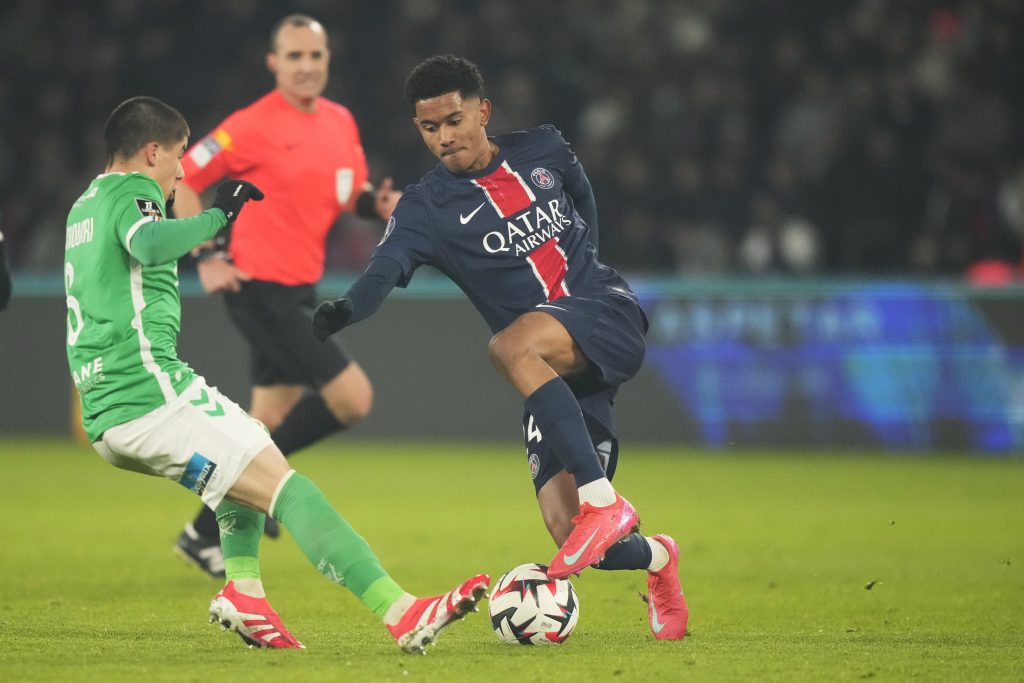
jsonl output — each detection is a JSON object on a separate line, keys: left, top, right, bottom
{"left": 488, "top": 563, "right": 579, "bottom": 645}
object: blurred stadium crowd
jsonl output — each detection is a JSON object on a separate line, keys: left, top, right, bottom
{"left": 1, "top": 0, "right": 1022, "bottom": 277}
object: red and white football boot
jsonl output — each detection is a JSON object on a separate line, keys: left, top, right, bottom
{"left": 209, "top": 581, "right": 304, "bottom": 649}
{"left": 387, "top": 574, "right": 490, "bottom": 654}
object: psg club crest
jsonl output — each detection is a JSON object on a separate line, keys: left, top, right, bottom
{"left": 528, "top": 453, "right": 540, "bottom": 479}
{"left": 530, "top": 168, "right": 555, "bottom": 189}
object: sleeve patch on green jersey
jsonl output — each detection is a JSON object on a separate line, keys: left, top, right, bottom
{"left": 135, "top": 198, "right": 164, "bottom": 219}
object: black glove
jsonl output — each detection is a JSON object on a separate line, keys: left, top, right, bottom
{"left": 213, "top": 180, "right": 264, "bottom": 224}
{"left": 312, "top": 297, "right": 354, "bottom": 341}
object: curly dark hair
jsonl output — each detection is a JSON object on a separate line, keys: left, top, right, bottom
{"left": 404, "top": 54, "right": 485, "bottom": 107}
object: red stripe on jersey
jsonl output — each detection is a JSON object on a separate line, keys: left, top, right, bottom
{"left": 527, "top": 238, "right": 570, "bottom": 301}
{"left": 472, "top": 161, "right": 536, "bottom": 218}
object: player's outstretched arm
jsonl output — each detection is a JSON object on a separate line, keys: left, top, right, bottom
{"left": 176, "top": 182, "right": 254, "bottom": 294}
{"left": 312, "top": 256, "right": 402, "bottom": 341}
{"left": 129, "top": 181, "right": 263, "bottom": 266}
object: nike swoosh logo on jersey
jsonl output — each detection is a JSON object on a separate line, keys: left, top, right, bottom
{"left": 536, "top": 303, "right": 569, "bottom": 313}
{"left": 459, "top": 202, "right": 486, "bottom": 224}
{"left": 563, "top": 529, "right": 599, "bottom": 565}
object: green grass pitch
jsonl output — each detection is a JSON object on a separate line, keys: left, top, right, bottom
{"left": 0, "top": 438, "right": 1022, "bottom": 681}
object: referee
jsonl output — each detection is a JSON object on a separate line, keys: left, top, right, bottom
{"left": 171, "top": 14, "right": 400, "bottom": 577}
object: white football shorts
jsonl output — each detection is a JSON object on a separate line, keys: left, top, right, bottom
{"left": 93, "top": 376, "right": 272, "bottom": 510}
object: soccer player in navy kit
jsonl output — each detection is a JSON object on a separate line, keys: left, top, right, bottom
{"left": 313, "top": 55, "right": 688, "bottom": 640}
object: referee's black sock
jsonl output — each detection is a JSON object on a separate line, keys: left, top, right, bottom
{"left": 192, "top": 506, "right": 221, "bottom": 539}
{"left": 270, "top": 392, "right": 346, "bottom": 457}
{"left": 190, "top": 393, "right": 346, "bottom": 539}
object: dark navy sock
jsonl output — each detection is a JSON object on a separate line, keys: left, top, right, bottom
{"left": 271, "top": 392, "right": 346, "bottom": 457}
{"left": 524, "top": 377, "right": 605, "bottom": 487}
{"left": 191, "top": 393, "right": 345, "bottom": 537}
{"left": 594, "top": 533, "right": 653, "bottom": 571}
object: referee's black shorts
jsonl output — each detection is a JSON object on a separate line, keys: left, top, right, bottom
{"left": 224, "top": 280, "right": 352, "bottom": 388}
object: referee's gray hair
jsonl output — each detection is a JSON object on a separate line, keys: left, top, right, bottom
{"left": 269, "top": 14, "right": 329, "bottom": 52}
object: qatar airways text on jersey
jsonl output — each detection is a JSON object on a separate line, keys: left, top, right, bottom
{"left": 375, "top": 124, "right": 635, "bottom": 332}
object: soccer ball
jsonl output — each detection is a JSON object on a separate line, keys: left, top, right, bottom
{"left": 488, "top": 563, "right": 580, "bottom": 645}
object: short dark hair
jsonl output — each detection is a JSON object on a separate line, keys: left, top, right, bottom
{"left": 270, "top": 14, "right": 328, "bottom": 52}
{"left": 104, "top": 96, "right": 189, "bottom": 165}
{"left": 404, "top": 54, "right": 485, "bottom": 107}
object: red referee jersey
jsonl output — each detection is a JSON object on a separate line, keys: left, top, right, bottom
{"left": 181, "top": 90, "right": 369, "bottom": 284}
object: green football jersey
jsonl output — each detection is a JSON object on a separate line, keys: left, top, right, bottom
{"left": 65, "top": 173, "right": 196, "bottom": 441}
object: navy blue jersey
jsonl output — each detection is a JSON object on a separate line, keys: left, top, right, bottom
{"left": 373, "top": 125, "right": 637, "bottom": 333}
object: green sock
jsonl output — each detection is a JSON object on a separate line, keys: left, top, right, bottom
{"left": 215, "top": 499, "right": 264, "bottom": 581}
{"left": 272, "top": 473, "right": 405, "bottom": 617}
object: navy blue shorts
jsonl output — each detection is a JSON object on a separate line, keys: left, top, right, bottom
{"left": 522, "top": 293, "right": 647, "bottom": 493}
{"left": 224, "top": 280, "right": 352, "bottom": 388}
{"left": 533, "top": 293, "right": 648, "bottom": 398}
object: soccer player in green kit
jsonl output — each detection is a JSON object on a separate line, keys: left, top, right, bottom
{"left": 64, "top": 95, "right": 487, "bottom": 652}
